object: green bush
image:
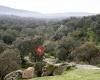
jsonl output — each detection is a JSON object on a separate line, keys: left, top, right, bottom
{"left": 70, "top": 42, "right": 100, "bottom": 65}
{"left": 56, "top": 37, "right": 80, "bottom": 61}
{"left": 14, "top": 36, "right": 44, "bottom": 64}
{"left": 2, "top": 33, "right": 16, "bottom": 44}
{"left": 0, "top": 49, "right": 21, "bottom": 79}
{"left": 5, "top": 29, "right": 19, "bottom": 37}
{"left": 56, "top": 47, "right": 67, "bottom": 61}
{"left": 44, "top": 41, "right": 57, "bottom": 57}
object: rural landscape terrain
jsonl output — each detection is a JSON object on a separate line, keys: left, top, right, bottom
{"left": 0, "top": 5, "right": 100, "bottom": 80}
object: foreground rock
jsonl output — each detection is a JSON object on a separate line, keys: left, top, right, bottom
{"left": 42, "top": 63, "right": 56, "bottom": 76}
{"left": 4, "top": 60, "right": 76, "bottom": 80}
{"left": 22, "top": 67, "right": 35, "bottom": 79}
{"left": 43, "top": 58, "right": 58, "bottom": 64}
{"left": 4, "top": 70, "right": 23, "bottom": 80}
{"left": 42, "top": 61, "right": 76, "bottom": 76}
{"left": 53, "top": 63, "right": 69, "bottom": 75}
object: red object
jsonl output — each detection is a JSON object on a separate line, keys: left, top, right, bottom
{"left": 35, "top": 46, "right": 45, "bottom": 56}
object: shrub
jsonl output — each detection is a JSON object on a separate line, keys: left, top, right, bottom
{"left": 53, "top": 32, "right": 65, "bottom": 40}
{"left": 21, "top": 28, "right": 35, "bottom": 36}
{"left": 2, "top": 33, "right": 16, "bottom": 44}
{"left": 5, "top": 29, "right": 19, "bottom": 37}
{"left": 0, "top": 42, "right": 7, "bottom": 53}
{"left": 44, "top": 41, "right": 57, "bottom": 57}
{"left": 56, "top": 36, "right": 80, "bottom": 61}
{"left": 70, "top": 42, "right": 100, "bottom": 65}
{"left": 0, "top": 49, "right": 21, "bottom": 79}
{"left": 0, "top": 30, "right": 4, "bottom": 40}
{"left": 72, "top": 30, "right": 86, "bottom": 40}
{"left": 14, "top": 36, "right": 44, "bottom": 65}
{"left": 56, "top": 47, "right": 67, "bottom": 61}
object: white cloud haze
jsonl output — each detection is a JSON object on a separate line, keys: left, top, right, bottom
{"left": 0, "top": 0, "right": 100, "bottom": 13}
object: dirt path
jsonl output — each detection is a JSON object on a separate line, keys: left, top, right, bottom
{"left": 76, "top": 64, "right": 100, "bottom": 70}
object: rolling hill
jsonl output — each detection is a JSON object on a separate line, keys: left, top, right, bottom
{"left": 0, "top": 5, "right": 95, "bottom": 19}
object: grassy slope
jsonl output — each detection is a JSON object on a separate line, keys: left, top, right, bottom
{"left": 30, "top": 69, "right": 100, "bottom": 80}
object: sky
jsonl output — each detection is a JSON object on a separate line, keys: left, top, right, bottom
{"left": 0, "top": 0, "right": 100, "bottom": 14}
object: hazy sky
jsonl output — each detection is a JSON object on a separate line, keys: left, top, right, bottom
{"left": 0, "top": 0, "right": 100, "bottom": 13}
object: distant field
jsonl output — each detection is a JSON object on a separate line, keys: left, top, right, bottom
{"left": 29, "top": 69, "right": 100, "bottom": 80}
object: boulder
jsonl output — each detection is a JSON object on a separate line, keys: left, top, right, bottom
{"left": 42, "top": 62, "right": 76, "bottom": 76}
{"left": 4, "top": 70, "right": 23, "bottom": 80}
{"left": 42, "top": 63, "right": 66, "bottom": 76}
{"left": 43, "top": 58, "right": 58, "bottom": 64}
{"left": 22, "top": 67, "right": 35, "bottom": 79}
{"left": 4, "top": 77, "right": 16, "bottom": 80}
{"left": 53, "top": 64, "right": 68, "bottom": 75}
{"left": 34, "top": 62, "right": 45, "bottom": 77}
{"left": 66, "top": 62, "right": 76, "bottom": 69}
{"left": 42, "top": 63, "right": 56, "bottom": 76}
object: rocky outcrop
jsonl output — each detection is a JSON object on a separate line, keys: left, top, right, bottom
{"left": 4, "top": 67, "right": 35, "bottom": 80}
{"left": 53, "top": 63, "right": 68, "bottom": 75}
{"left": 4, "top": 61, "right": 76, "bottom": 80}
{"left": 43, "top": 58, "right": 58, "bottom": 64}
{"left": 22, "top": 67, "right": 35, "bottom": 79}
{"left": 42, "top": 63, "right": 56, "bottom": 76}
{"left": 66, "top": 62, "right": 76, "bottom": 69}
{"left": 42, "top": 62, "right": 76, "bottom": 76}
{"left": 4, "top": 70, "right": 23, "bottom": 80}
{"left": 34, "top": 62, "right": 45, "bottom": 77}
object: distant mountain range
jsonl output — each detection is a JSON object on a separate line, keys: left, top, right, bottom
{"left": 0, "top": 5, "right": 95, "bottom": 19}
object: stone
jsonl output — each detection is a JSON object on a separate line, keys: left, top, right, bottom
{"left": 4, "top": 70, "right": 23, "bottom": 80}
{"left": 53, "top": 63, "right": 68, "bottom": 75}
{"left": 41, "top": 61, "right": 76, "bottom": 77}
{"left": 4, "top": 77, "right": 16, "bottom": 80}
{"left": 66, "top": 62, "right": 76, "bottom": 69}
{"left": 41, "top": 63, "right": 65, "bottom": 76}
{"left": 42, "top": 64, "right": 56, "bottom": 76}
{"left": 43, "top": 58, "right": 58, "bottom": 64}
{"left": 34, "top": 62, "right": 45, "bottom": 77}
{"left": 22, "top": 67, "right": 35, "bottom": 79}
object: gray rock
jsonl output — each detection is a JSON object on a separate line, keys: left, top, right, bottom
{"left": 53, "top": 63, "right": 68, "bottom": 75}
{"left": 42, "top": 62, "right": 76, "bottom": 76}
{"left": 4, "top": 70, "right": 23, "bottom": 80}
{"left": 42, "top": 64, "right": 56, "bottom": 76}
{"left": 43, "top": 58, "right": 58, "bottom": 64}
{"left": 66, "top": 62, "right": 76, "bottom": 69}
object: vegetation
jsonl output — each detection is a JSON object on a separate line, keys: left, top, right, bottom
{"left": 0, "top": 48, "right": 21, "bottom": 79}
{"left": 0, "top": 14, "right": 100, "bottom": 79}
{"left": 70, "top": 42, "right": 100, "bottom": 64}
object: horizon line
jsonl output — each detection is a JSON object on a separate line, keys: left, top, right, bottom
{"left": 0, "top": 5, "right": 98, "bottom": 14}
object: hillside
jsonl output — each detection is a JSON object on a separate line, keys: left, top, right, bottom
{"left": 0, "top": 5, "right": 95, "bottom": 19}
{"left": 0, "top": 13, "right": 100, "bottom": 80}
